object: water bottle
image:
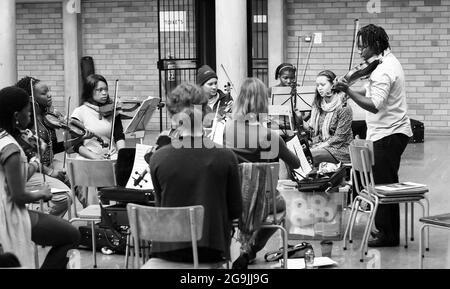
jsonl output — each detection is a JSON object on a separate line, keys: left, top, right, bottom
{"left": 304, "top": 247, "right": 315, "bottom": 269}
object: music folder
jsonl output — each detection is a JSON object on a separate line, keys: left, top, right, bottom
{"left": 124, "top": 96, "right": 160, "bottom": 134}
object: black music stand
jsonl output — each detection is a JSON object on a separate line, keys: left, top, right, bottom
{"left": 124, "top": 96, "right": 161, "bottom": 142}
{"left": 270, "top": 85, "right": 316, "bottom": 112}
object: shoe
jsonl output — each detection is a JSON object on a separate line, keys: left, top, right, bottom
{"left": 367, "top": 236, "right": 399, "bottom": 247}
{"left": 232, "top": 253, "right": 250, "bottom": 269}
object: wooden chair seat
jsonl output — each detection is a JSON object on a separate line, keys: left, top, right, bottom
{"left": 77, "top": 205, "right": 101, "bottom": 220}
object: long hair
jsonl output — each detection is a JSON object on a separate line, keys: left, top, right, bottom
{"left": 81, "top": 74, "right": 109, "bottom": 103}
{"left": 357, "top": 24, "right": 390, "bottom": 55}
{"left": 0, "top": 86, "right": 30, "bottom": 135}
{"left": 314, "top": 70, "right": 337, "bottom": 114}
{"left": 232, "top": 77, "right": 268, "bottom": 121}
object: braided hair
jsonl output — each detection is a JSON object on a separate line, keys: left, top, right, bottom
{"left": 15, "top": 76, "right": 40, "bottom": 96}
{"left": 357, "top": 24, "right": 390, "bottom": 55}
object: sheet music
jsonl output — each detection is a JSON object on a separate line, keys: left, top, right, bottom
{"left": 287, "top": 136, "right": 312, "bottom": 179}
{"left": 125, "top": 144, "right": 154, "bottom": 190}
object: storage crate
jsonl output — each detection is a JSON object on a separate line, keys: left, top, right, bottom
{"left": 279, "top": 181, "right": 347, "bottom": 241}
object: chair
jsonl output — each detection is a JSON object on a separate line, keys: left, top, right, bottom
{"left": 419, "top": 213, "right": 450, "bottom": 268}
{"left": 127, "top": 204, "right": 227, "bottom": 269}
{"left": 67, "top": 158, "right": 117, "bottom": 268}
{"left": 235, "top": 162, "right": 288, "bottom": 268}
{"left": 343, "top": 139, "right": 429, "bottom": 262}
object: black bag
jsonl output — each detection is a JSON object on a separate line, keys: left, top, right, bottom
{"left": 295, "top": 166, "right": 347, "bottom": 192}
{"left": 78, "top": 225, "right": 127, "bottom": 253}
{"left": 409, "top": 119, "right": 424, "bottom": 143}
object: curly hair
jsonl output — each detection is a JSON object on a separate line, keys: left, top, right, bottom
{"left": 357, "top": 24, "right": 390, "bottom": 55}
{"left": 15, "top": 76, "right": 40, "bottom": 96}
{"left": 0, "top": 86, "right": 30, "bottom": 134}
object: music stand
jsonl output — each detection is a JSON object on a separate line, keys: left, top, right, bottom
{"left": 124, "top": 96, "right": 160, "bottom": 142}
{"left": 271, "top": 85, "right": 316, "bottom": 112}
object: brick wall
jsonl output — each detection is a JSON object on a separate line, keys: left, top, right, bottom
{"left": 16, "top": 2, "right": 65, "bottom": 111}
{"left": 285, "top": 0, "right": 450, "bottom": 134}
{"left": 81, "top": 0, "right": 164, "bottom": 131}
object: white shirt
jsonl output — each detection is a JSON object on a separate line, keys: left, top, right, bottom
{"left": 365, "top": 50, "right": 413, "bottom": 142}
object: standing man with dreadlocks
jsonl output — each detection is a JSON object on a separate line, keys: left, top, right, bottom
{"left": 334, "top": 24, "right": 412, "bottom": 247}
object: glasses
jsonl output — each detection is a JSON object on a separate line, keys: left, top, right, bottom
{"left": 94, "top": 87, "right": 108, "bottom": 93}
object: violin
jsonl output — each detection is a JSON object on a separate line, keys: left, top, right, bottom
{"left": 68, "top": 119, "right": 108, "bottom": 148}
{"left": 16, "top": 128, "right": 48, "bottom": 160}
{"left": 333, "top": 56, "right": 380, "bottom": 90}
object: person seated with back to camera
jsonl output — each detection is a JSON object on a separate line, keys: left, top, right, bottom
{"left": 300, "top": 70, "right": 353, "bottom": 167}
{"left": 149, "top": 82, "right": 242, "bottom": 264}
{"left": 0, "top": 86, "right": 80, "bottom": 269}
{"left": 223, "top": 77, "right": 300, "bottom": 269}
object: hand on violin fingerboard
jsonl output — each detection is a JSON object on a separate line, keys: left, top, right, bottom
{"left": 332, "top": 77, "right": 349, "bottom": 93}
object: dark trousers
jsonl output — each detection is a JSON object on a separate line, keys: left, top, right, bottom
{"left": 372, "top": 133, "right": 410, "bottom": 241}
{"left": 29, "top": 210, "right": 80, "bottom": 269}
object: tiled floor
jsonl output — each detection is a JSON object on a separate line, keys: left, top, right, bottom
{"left": 38, "top": 135, "right": 450, "bottom": 269}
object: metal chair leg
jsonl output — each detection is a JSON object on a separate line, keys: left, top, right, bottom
{"left": 349, "top": 198, "right": 361, "bottom": 243}
{"left": 419, "top": 224, "right": 426, "bottom": 269}
{"left": 343, "top": 199, "right": 358, "bottom": 249}
{"left": 91, "top": 221, "right": 97, "bottom": 268}
{"left": 34, "top": 243, "right": 39, "bottom": 269}
{"left": 411, "top": 202, "right": 414, "bottom": 241}
{"left": 124, "top": 233, "right": 130, "bottom": 269}
{"left": 405, "top": 203, "right": 408, "bottom": 249}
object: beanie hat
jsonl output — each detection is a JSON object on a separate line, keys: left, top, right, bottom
{"left": 197, "top": 65, "right": 218, "bottom": 86}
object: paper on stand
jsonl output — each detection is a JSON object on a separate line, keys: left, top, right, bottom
{"left": 286, "top": 136, "right": 312, "bottom": 179}
{"left": 125, "top": 144, "right": 154, "bottom": 190}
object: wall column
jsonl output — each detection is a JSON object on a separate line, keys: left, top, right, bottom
{"left": 0, "top": 0, "right": 17, "bottom": 88}
{"left": 215, "top": 0, "right": 247, "bottom": 96}
{"left": 63, "top": 0, "right": 81, "bottom": 113}
{"left": 267, "top": 0, "right": 284, "bottom": 88}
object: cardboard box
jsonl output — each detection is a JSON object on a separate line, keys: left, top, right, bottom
{"left": 279, "top": 181, "right": 347, "bottom": 241}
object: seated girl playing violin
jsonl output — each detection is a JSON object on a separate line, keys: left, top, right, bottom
{"left": 0, "top": 86, "right": 80, "bottom": 268}
{"left": 301, "top": 70, "right": 353, "bottom": 166}
{"left": 15, "top": 76, "right": 77, "bottom": 218}
{"left": 70, "top": 74, "right": 125, "bottom": 160}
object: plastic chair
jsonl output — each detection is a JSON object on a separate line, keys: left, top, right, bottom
{"left": 235, "top": 162, "right": 288, "bottom": 268}
{"left": 419, "top": 213, "right": 450, "bottom": 268}
{"left": 127, "top": 204, "right": 227, "bottom": 269}
{"left": 343, "top": 139, "right": 429, "bottom": 262}
{"left": 67, "top": 158, "right": 117, "bottom": 268}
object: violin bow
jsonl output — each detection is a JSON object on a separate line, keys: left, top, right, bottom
{"left": 30, "top": 79, "right": 46, "bottom": 183}
{"left": 62, "top": 96, "right": 71, "bottom": 170}
{"left": 349, "top": 19, "right": 360, "bottom": 71}
{"left": 220, "top": 64, "right": 237, "bottom": 96}
{"left": 108, "top": 79, "right": 119, "bottom": 155}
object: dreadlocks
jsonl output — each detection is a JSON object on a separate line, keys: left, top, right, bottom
{"left": 357, "top": 24, "right": 390, "bottom": 55}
